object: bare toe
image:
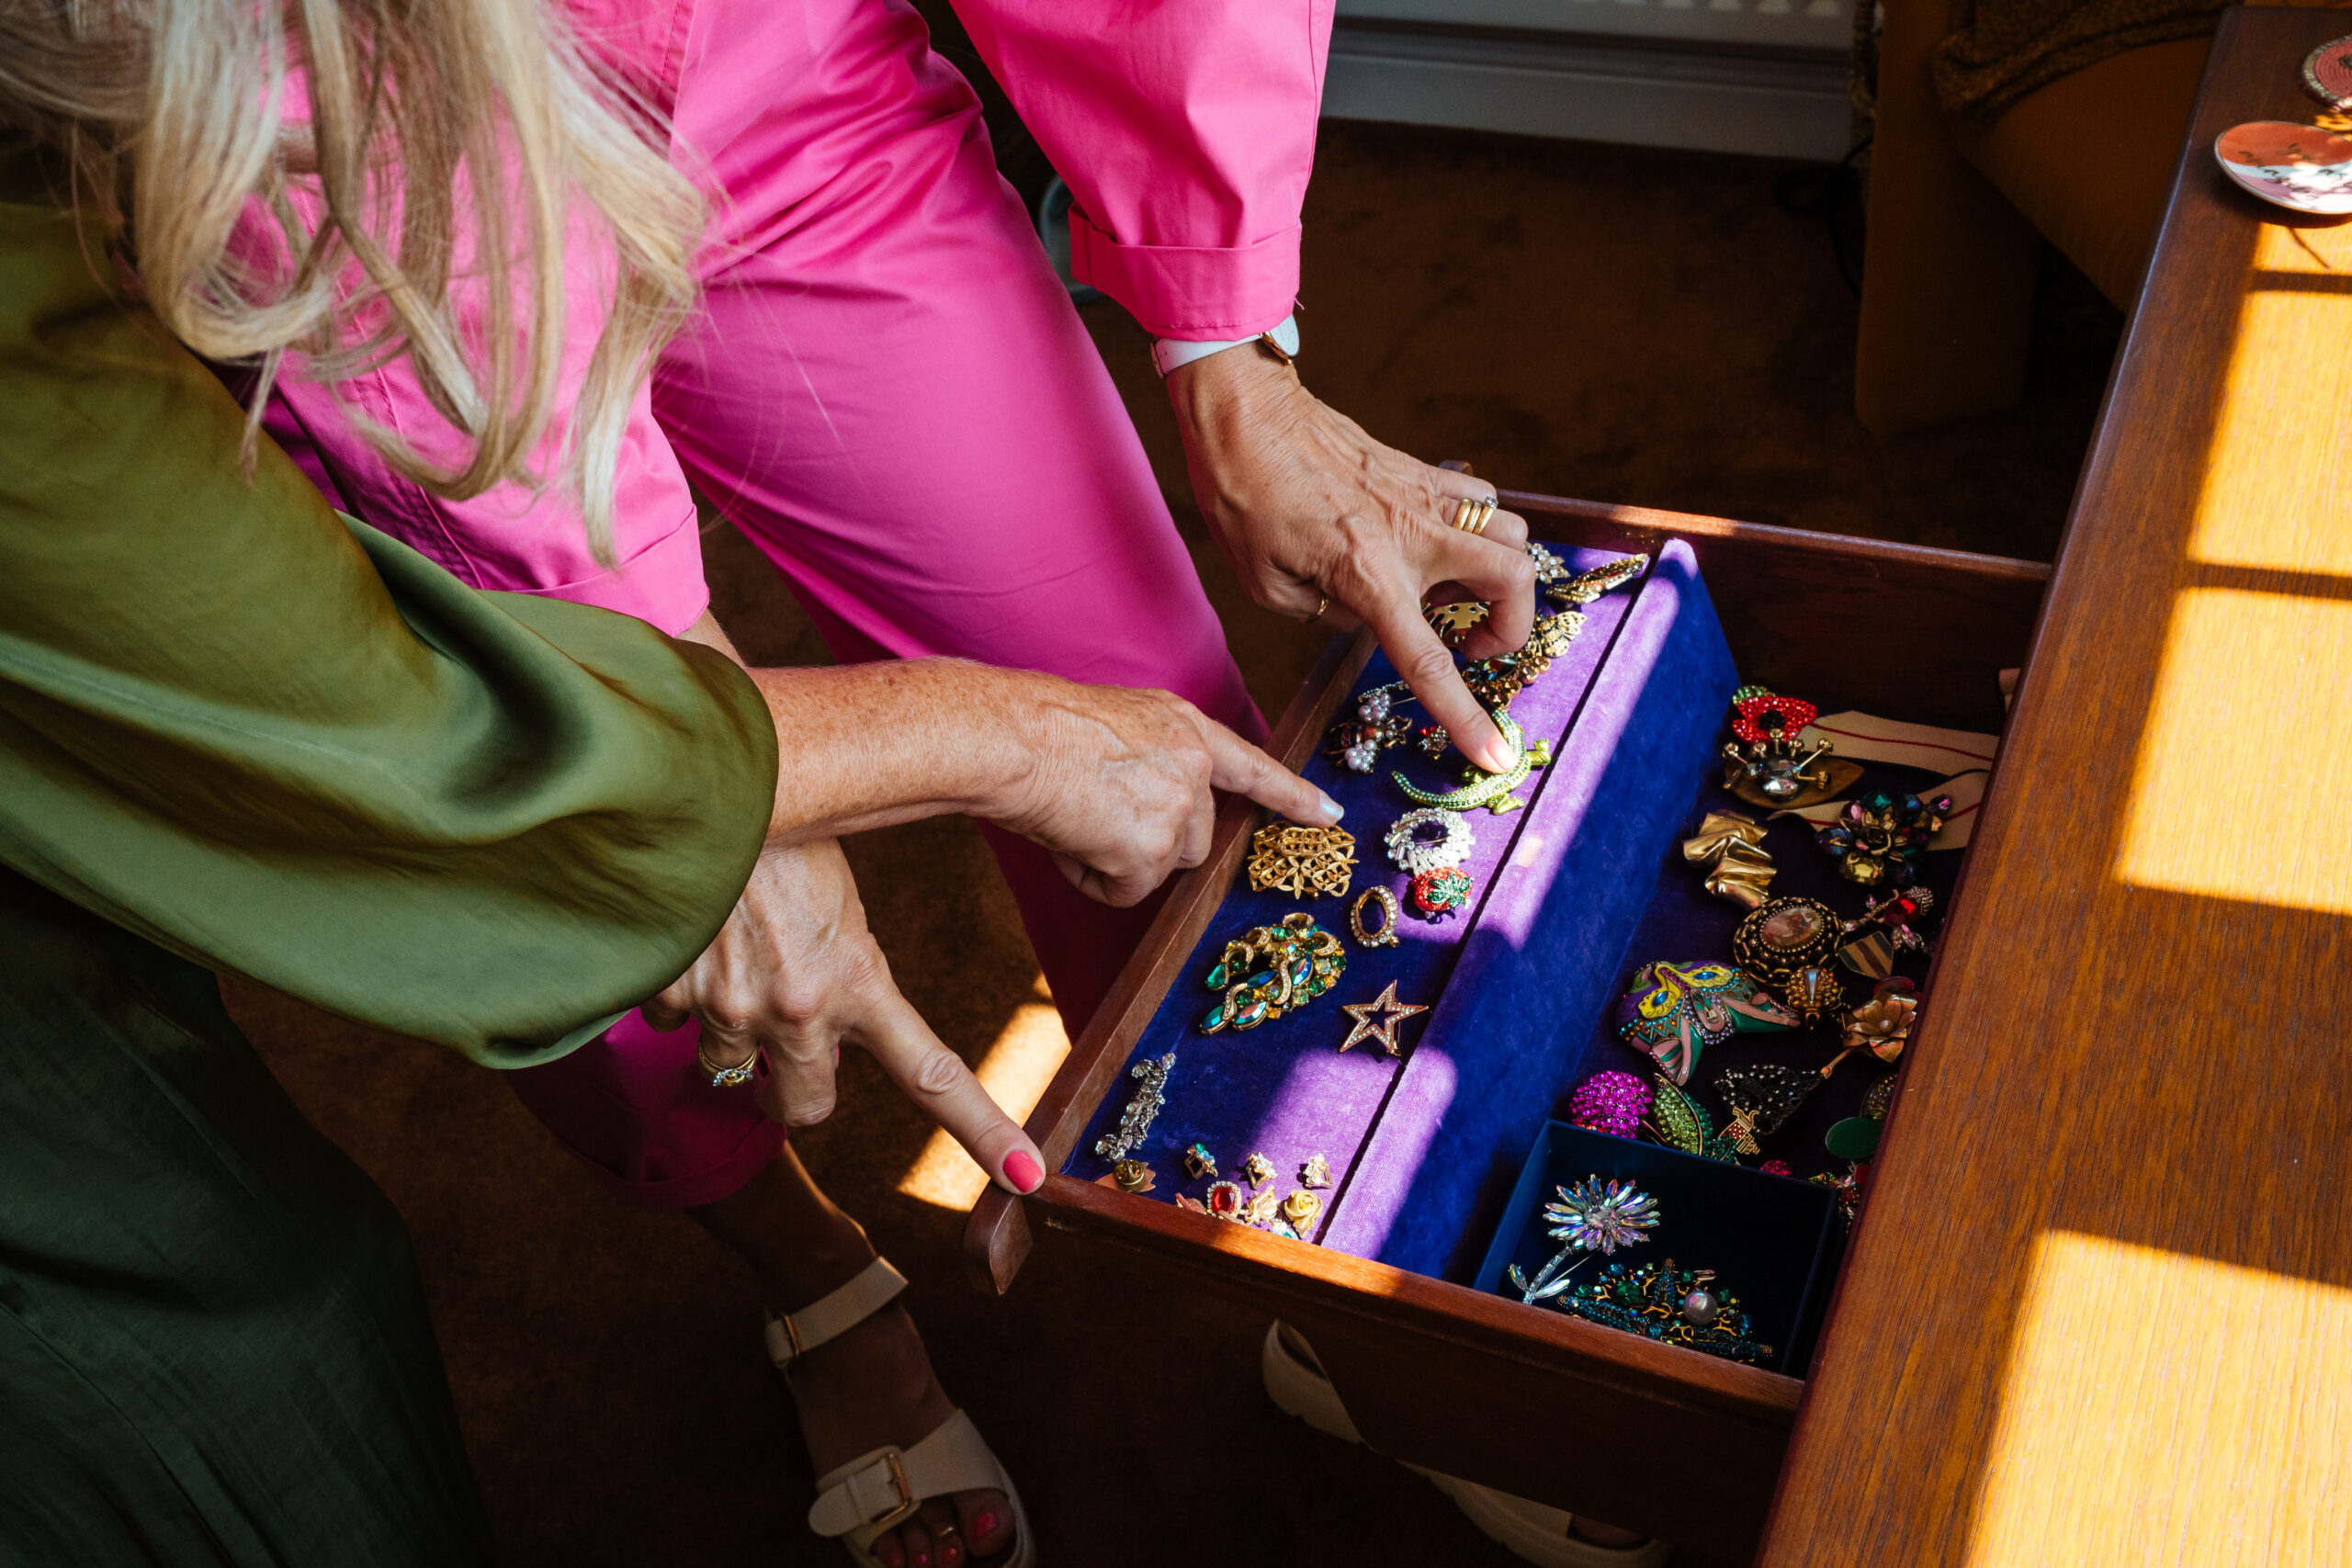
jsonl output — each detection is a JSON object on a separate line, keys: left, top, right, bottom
{"left": 914, "top": 1501, "right": 963, "bottom": 1568}
{"left": 956, "top": 1489, "right": 1014, "bottom": 1561}
{"left": 898, "top": 1517, "right": 933, "bottom": 1568}
{"left": 871, "top": 1530, "right": 905, "bottom": 1568}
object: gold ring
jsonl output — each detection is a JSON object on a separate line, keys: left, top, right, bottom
{"left": 1350, "top": 886, "right": 1402, "bottom": 948}
{"left": 1306, "top": 595, "right": 1331, "bottom": 625}
{"left": 696, "top": 1040, "right": 757, "bottom": 1089}
{"left": 1451, "top": 495, "right": 1498, "bottom": 536}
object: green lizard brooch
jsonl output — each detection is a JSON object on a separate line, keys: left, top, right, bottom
{"left": 1393, "top": 707, "right": 1552, "bottom": 814}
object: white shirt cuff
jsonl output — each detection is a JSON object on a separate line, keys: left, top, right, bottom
{"left": 1152, "top": 314, "right": 1299, "bottom": 378}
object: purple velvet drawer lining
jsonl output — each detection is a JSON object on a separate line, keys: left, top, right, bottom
{"left": 1061, "top": 548, "right": 1656, "bottom": 1234}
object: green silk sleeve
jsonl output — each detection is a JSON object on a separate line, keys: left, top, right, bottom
{"left": 0, "top": 182, "right": 779, "bottom": 1067}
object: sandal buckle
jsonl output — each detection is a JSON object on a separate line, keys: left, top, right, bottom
{"left": 860, "top": 1452, "right": 919, "bottom": 1532}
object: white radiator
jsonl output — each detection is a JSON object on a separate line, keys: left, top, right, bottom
{"left": 1323, "top": 4, "right": 1857, "bottom": 161}
{"left": 1339, "top": 0, "right": 1850, "bottom": 54}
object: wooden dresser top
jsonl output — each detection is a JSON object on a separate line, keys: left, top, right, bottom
{"left": 1761, "top": 9, "right": 2352, "bottom": 1564}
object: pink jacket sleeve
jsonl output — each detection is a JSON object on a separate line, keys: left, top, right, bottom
{"left": 953, "top": 0, "right": 1334, "bottom": 341}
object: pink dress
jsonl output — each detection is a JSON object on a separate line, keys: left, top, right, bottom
{"left": 255, "top": 0, "right": 1334, "bottom": 1205}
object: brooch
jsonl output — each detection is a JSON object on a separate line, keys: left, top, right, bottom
{"left": 1567, "top": 1069, "right": 1654, "bottom": 1139}
{"left": 1553, "top": 1259, "right": 1774, "bottom": 1365}
{"left": 1460, "top": 613, "right": 1577, "bottom": 708}
{"left": 1848, "top": 886, "right": 1938, "bottom": 957}
{"left": 1546, "top": 554, "right": 1648, "bottom": 607}
{"left": 1092, "top": 1051, "right": 1175, "bottom": 1159}
{"left": 1199, "top": 913, "right": 1347, "bottom": 1033}
{"left": 1731, "top": 897, "right": 1848, "bottom": 1022}
{"left": 1863, "top": 1074, "right": 1897, "bottom": 1122}
{"left": 1395, "top": 707, "right": 1551, "bottom": 815}
{"left": 1681, "top": 809, "right": 1776, "bottom": 908}
{"left": 1826, "top": 976, "right": 1918, "bottom": 1072}
{"left": 1509, "top": 1178, "right": 1662, "bottom": 1304}
{"left": 1720, "top": 686, "right": 1859, "bottom": 808}
{"left": 1350, "top": 886, "right": 1402, "bottom": 947}
{"left": 1385, "top": 807, "right": 1476, "bottom": 915}
{"left": 1450, "top": 558, "right": 1644, "bottom": 713}
{"left": 1326, "top": 682, "right": 1417, "bottom": 773}
{"left": 1385, "top": 807, "right": 1475, "bottom": 873}
{"left": 1815, "top": 789, "right": 1951, "bottom": 887}
{"left": 1427, "top": 600, "right": 1492, "bottom": 642}
{"left": 1825, "top": 1115, "right": 1881, "bottom": 1163}
{"left": 1713, "top": 1062, "right": 1825, "bottom": 1155}
{"left": 1614, "top": 960, "right": 1799, "bottom": 1084}
{"left": 1409, "top": 865, "right": 1475, "bottom": 916}
{"left": 1645, "top": 1073, "right": 1747, "bottom": 1164}
{"left": 1337, "top": 979, "right": 1430, "bottom": 1057}
{"left": 1247, "top": 820, "right": 1357, "bottom": 898}
{"left": 1814, "top": 1160, "right": 1867, "bottom": 1225}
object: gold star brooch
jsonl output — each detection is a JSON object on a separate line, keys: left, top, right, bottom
{"left": 1337, "top": 980, "right": 1430, "bottom": 1057}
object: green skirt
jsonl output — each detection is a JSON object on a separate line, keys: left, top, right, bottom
{"left": 0, "top": 868, "right": 494, "bottom": 1565}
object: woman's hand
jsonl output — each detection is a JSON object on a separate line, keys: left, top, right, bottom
{"left": 640, "top": 838, "right": 1046, "bottom": 1195}
{"left": 987, "top": 677, "right": 1342, "bottom": 908}
{"left": 738, "top": 659, "right": 1340, "bottom": 907}
{"left": 1167, "top": 346, "right": 1535, "bottom": 773}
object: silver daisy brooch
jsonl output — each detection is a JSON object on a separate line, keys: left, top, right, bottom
{"left": 1508, "top": 1177, "right": 1661, "bottom": 1305}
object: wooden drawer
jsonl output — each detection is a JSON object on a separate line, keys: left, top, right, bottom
{"left": 963, "top": 491, "right": 2050, "bottom": 1567}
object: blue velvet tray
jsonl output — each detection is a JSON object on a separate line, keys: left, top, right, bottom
{"left": 1469, "top": 1122, "right": 1843, "bottom": 1377}
{"left": 1064, "top": 542, "right": 1733, "bottom": 1255}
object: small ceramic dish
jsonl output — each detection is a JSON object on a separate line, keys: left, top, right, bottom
{"left": 2214, "top": 119, "right": 2352, "bottom": 214}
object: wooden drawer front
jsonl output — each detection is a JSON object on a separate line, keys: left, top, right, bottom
{"left": 968, "top": 496, "right": 2050, "bottom": 1565}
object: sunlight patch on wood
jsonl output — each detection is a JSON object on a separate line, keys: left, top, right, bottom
{"left": 2189, "top": 224, "right": 2352, "bottom": 575}
{"left": 1967, "top": 1230, "right": 2352, "bottom": 1566}
{"left": 2116, "top": 588, "right": 2352, "bottom": 911}
{"left": 894, "top": 976, "right": 1069, "bottom": 1211}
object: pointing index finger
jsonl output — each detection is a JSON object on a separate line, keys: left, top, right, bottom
{"left": 856, "top": 992, "right": 1045, "bottom": 1195}
{"left": 1362, "top": 592, "right": 1512, "bottom": 773}
{"left": 1193, "top": 715, "right": 1343, "bottom": 825}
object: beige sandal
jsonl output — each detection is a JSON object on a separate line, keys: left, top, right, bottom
{"left": 767, "top": 1258, "right": 1035, "bottom": 1568}
{"left": 1261, "top": 1322, "right": 1668, "bottom": 1568}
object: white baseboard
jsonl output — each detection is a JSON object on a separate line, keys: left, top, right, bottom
{"left": 1322, "top": 25, "right": 1855, "bottom": 162}
{"left": 1338, "top": 0, "right": 1853, "bottom": 58}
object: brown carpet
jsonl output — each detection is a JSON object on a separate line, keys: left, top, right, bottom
{"left": 229, "top": 118, "right": 2117, "bottom": 1567}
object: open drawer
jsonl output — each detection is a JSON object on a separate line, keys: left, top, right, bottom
{"left": 963, "top": 491, "right": 2050, "bottom": 1566}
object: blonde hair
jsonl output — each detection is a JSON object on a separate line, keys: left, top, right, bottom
{"left": 0, "top": 0, "right": 702, "bottom": 560}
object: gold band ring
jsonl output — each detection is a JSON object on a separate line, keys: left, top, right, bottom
{"left": 696, "top": 1041, "right": 758, "bottom": 1089}
{"left": 1451, "top": 495, "right": 1498, "bottom": 536}
{"left": 1306, "top": 595, "right": 1331, "bottom": 625}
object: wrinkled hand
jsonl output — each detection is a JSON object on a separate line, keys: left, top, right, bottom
{"left": 990, "top": 673, "right": 1342, "bottom": 908}
{"left": 641, "top": 839, "right": 1044, "bottom": 1195}
{"left": 1168, "top": 346, "right": 1535, "bottom": 773}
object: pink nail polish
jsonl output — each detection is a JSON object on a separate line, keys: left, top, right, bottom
{"left": 1004, "top": 1150, "right": 1043, "bottom": 1193}
{"left": 973, "top": 1513, "right": 1000, "bottom": 1539}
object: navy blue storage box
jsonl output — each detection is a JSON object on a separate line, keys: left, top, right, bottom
{"left": 1471, "top": 1122, "right": 1843, "bottom": 1377}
